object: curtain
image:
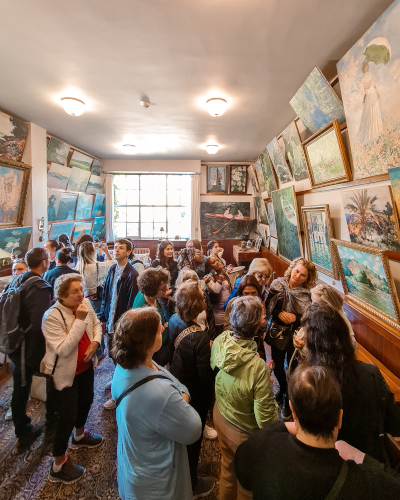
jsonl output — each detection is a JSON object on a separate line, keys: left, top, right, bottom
{"left": 191, "top": 174, "right": 201, "bottom": 241}
{"left": 104, "top": 174, "right": 115, "bottom": 242}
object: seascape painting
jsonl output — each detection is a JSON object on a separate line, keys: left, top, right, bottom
{"left": 388, "top": 166, "right": 400, "bottom": 218}
{"left": 290, "top": 67, "right": 346, "bottom": 135}
{"left": 69, "top": 150, "right": 93, "bottom": 171}
{"left": 47, "top": 163, "right": 72, "bottom": 190}
{"left": 92, "top": 193, "right": 106, "bottom": 217}
{"left": 67, "top": 166, "right": 91, "bottom": 192}
{"left": 72, "top": 221, "right": 93, "bottom": 244}
{"left": 271, "top": 187, "right": 302, "bottom": 262}
{"left": 253, "top": 158, "right": 267, "bottom": 193}
{"left": 281, "top": 121, "right": 309, "bottom": 181}
{"left": 0, "top": 165, "right": 24, "bottom": 225}
{"left": 267, "top": 138, "right": 292, "bottom": 185}
{"left": 267, "top": 200, "right": 277, "bottom": 238}
{"left": 337, "top": 0, "right": 400, "bottom": 179}
{"left": 230, "top": 165, "right": 247, "bottom": 194}
{"left": 0, "top": 111, "right": 29, "bottom": 162}
{"left": 200, "top": 202, "right": 251, "bottom": 239}
{"left": 247, "top": 166, "right": 260, "bottom": 196}
{"left": 207, "top": 165, "right": 229, "bottom": 194}
{"left": 47, "top": 137, "right": 70, "bottom": 165}
{"left": 341, "top": 186, "right": 400, "bottom": 252}
{"left": 48, "top": 222, "right": 74, "bottom": 242}
{"left": 0, "top": 226, "right": 32, "bottom": 267}
{"left": 86, "top": 174, "right": 105, "bottom": 195}
{"left": 259, "top": 148, "right": 277, "bottom": 195}
{"left": 56, "top": 193, "right": 77, "bottom": 221}
{"left": 92, "top": 217, "right": 106, "bottom": 241}
{"left": 91, "top": 159, "right": 103, "bottom": 176}
{"left": 47, "top": 189, "right": 61, "bottom": 222}
{"left": 75, "top": 193, "right": 94, "bottom": 220}
{"left": 255, "top": 196, "right": 269, "bottom": 224}
{"left": 270, "top": 237, "right": 278, "bottom": 255}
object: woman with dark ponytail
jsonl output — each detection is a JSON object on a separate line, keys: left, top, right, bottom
{"left": 44, "top": 247, "right": 80, "bottom": 296}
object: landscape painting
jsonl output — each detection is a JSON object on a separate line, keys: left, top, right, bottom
{"left": 91, "top": 159, "right": 103, "bottom": 176}
{"left": 290, "top": 66, "right": 346, "bottom": 135}
{"left": 47, "top": 189, "right": 61, "bottom": 222}
{"left": 72, "top": 221, "right": 93, "bottom": 244}
{"left": 69, "top": 150, "right": 93, "bottom": 171}
{"left": 207, "top": 165, "right": 229, "bottom": 194}
{"left": 56, "top": 193, "right": 77, "bottom": 221}
{"left": 253, "top": 158, "right": 267, "bottom": 193}
{"left": 332, "top": 239, "right": 400, "bottom": 325}
{"left": 0, "top": 226, "right": 32, "bottom": 267}
{"left": 337, "top": 0, "right": 400, "bottom": 180}
{"left": 67, "top": 166, "right": 91, "bottom": 192}
{"left": 271, "top": 186, "right": 302, "bottom": 262}
{"left": 259, "top": 148, "right": 278, "bottom": 194}
{"left": 341, "top": 185, "right": 400, "bottom": 252}
{"left": 270, "top": 237, "right": 278, "bottom": 254}
{"left": 267, "top": 200, "right": 277, "bottom": 238}
{"left": 92, "top": 193, "right": 106, "bottom": 217}
{"left": 75, "top": 193, "right": 94, "bottom": 220}
{"left": 255, "top": 196, "right": 269, "bottom": 224}
{"left": 48, "top": 222, "right": 74, "bottom": 242}
{"left": 302, "top": 205, "right": 336, "bottom": 278}
{"left": 0, "top": 111, "right": 29, "bottom": 162}
{"left": 247, "top": 165, "right": 260, "bottom": 196}
{"left": 303, "top": 120, "right": 352, "bottom": 187}
{"left": 47, "top": 137, "right": 70, "bottom": 165}
{"left": 86, "top": 174, "right": 105, "bottom": 195}
{"left": 388, "top": 166, "right": 400, "bottom": 218}
{"left": 92, "top": 217, "right": 106, "bottom": 241}
{"left": 230, "top": 165, "right": 247, "bottom": 194}
{"left": 267, "top": 138, "right": 293, "bottom": 185}
{"left": 47, "top": 163, "right": 71, "bottom": 190}
{"left": 281, "top": 121, "right": 309, "bottom": 181}
{"left": 200, "top": 202, "right": 251, "bottom": 239}
{"left": 0, "top": 161, "right": 30, "bottom": 227}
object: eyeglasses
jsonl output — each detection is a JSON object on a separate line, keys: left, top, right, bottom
{"left": 255, "top": 273, "right": 271, "bottom": 280}
{"left": 159, "top": 284, "right": 170, "bottom": 292}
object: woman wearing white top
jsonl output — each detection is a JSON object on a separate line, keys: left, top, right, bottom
{"left": 205, "top": 256, "right": 232, "bottom": 338}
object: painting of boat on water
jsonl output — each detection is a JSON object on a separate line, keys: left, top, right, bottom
{"left": 267, "top": 138, "right": 293, "bottom": 185}
{"left": 200, "top": 202, "right": 251, "bottom": 239}
{"left": 207, "top": 165, "right": 229, "bottom": 194}
{"left": 47, "top": 137, "right": 70, "bottom": 165}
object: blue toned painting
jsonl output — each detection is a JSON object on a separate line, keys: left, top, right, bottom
{"left": 47, "top": 189, "right": 61, "bottom": 222}
{"left": 48, "top": 222, "right": 74, "bottom": 241}
{"left": 47, "top": 163, "right": 72, "bottom": 190}
{"left": 92, "top": 217, "right": 106, "bottom": 241}
{"left": 56, "top": 193, "right": 77, "bottom": 221}
{"left": 91, "top": 159, "right": 103, "bottom": 176}
{"left": 86, "top": 174, "right": 105, "bottom": 195}
{"left": 305, "top": 210, "right": 333, "bottom": 272}
{"left": 0, "top": 166, "right": 23, "bottom": 224}
{"left": 73, "top": 221, "right": 93, "bottom": 244}
{"left": 75, "top": 193, "right": 94, "bottom": 220}
{"left": 67, "top": 167, "right": 91, "bottom": 192}
{"left": 92, "top": 194, "right": 106, "bottom": 217}
{"left": 0, "top": 226, "right": 32, "bottom": 267}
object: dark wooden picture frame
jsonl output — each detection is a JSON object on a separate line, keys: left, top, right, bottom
{"left": 206, "top": 165, "right": 230, "bottom": 195}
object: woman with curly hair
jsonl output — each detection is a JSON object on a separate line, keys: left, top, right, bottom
{"left": 151, "top": 241, "right": 179, "bottom": 289}
{"left": 132, "top": 267, "right": 173, "bottom": 366}
{"left": 265, "top": 257, "right": 317, "bottom": 420}
{"left": 177, "top": 247, "right": 204, "bottom": 275}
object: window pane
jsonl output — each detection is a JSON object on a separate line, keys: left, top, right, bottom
{"left": 141, "top": 206, "right": 153, "bottom": 222}
{"left": 154, "top": 207, "right": 166, "bottom": 221}
{"left": 153, "top": 186, "right": 166, "bottom": 205}
{"left": 127, "top": 223, "right": 139, "bottom": 237}
{"left": 168, "top": 189, "right": 181, "bottom": 205}
{"left": 127, "top": 207, "right": 139, "bottom": 221}
{"left": 168, "top": 206, "right": 186, "bottom": 222}
{"left": 114, "top": 188, "right": 126, "bottom": 206}
{"left": 140, "top": 189, "right": 154, "bottom": 204}
{"left": 126, "top": 175, "right": 139, "bottom": 189}
{"left": 141, "top": 222, "right": 154, "bottom": 238}
{"left": 114, "top": 223, "right": 126, "bottom": 238}
{"left": 140, "top": 175, "right": 156, "bottom": 190}
{"left": 126, "top": 190, "right": 139, "bottom": 205}
{"left": 115, "top": 206, "right": 126, "bottom": 222}
{"left": 114, "top": 175, "right": 127, "bottom": 189}
{"left": 167, "top": 223, "right": 181, "bottom": 240}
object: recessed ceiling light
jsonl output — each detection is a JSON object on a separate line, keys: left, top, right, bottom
{"left": 60, "top": 97, "right": 86, "bottom": 116}
{"left": 123, "top": 144, "right": 136, "bottom": 154}
{"left": 206, "top": 144, "right": 219, "bottom": 154}
{"left": 205, "top": 98, "right": 228, "bottom": 117}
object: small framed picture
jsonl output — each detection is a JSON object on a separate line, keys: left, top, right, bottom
{"left": 206, "top": 165, "right": 229, "bottom": 194}
{"left": 254, "top": 236, "right": 262, "bottom": 252}
{"left": 230, "top": 165, "right": 248, "bottom": 194}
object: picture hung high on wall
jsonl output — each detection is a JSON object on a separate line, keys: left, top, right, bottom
{"left": 69, "top": 150, "right": 93, "bottom": 171}
{"left": 290, "top": 66, "right": 346, "bottom": 135}
{"left": 247, "top": 165, "right": 260, "bottom": 196}
{"left": 48, "top": 222, "right": 75, "bottom": 242}
{"left": 72, "top": 221, "right": 93, "bottom": 244}
{"left": 230, "top": 165, "right": 247, "bottom": 194}
{"left": 301, "top": 204, "right": 337, "bottom": 278}
{"left": 0, "top": 158, "right": 31, "bottom": 228}
{"left": 341, "top": 185, "right": 400, "bottom": 252}
{"left": 271, "top": 186, "right": 302, "bottom": 263}
{"left": 255, "top": 196, "right": 269, "bottom": 224}
{"left": 303, "top": 120, "right": 352, "bottom": 188}
{"left": 281, "top": 121, "right": 309, "bottom": 181}
{"left": 91, "top": 159, "right": 103, "bottom": 176}
{"left": 67, "top": 166, "right": 91, "bottom": 192}
{"left": 388, "top": 166, "right": 400, "bottom": 219}
{"left": 331, "top": 238, "right": 400, "bottom": 330}
{"left": 75, "top": 193, "right": 94, "bottom": 220}
{"left": 267, "top": 138, "right": 293, "bottom": 185}
{"left": 206, "top": 165, "right": 229, "bottom": 194}
{"left": 0, "top": 110, "right": 29, "bottom": 162}
{"left": 259, "top": 148, "right": 278, "bottom": 195}
{"left": 92, "top": 193, "right": 106, "bottom": 217}
{"left": 270, "top": 237, "right": 278, "bottom": 255}
{"left": 86, "top": 174, "right": 105, "bottom": 195}
{"left": 47, "top": 189, "right": 61, "bottom": 222}
{"left": 56, "top": 193, "right": 78, "bottom": 221}
{"left": 47, "top": 137, "right": 70, "bottom": 165}
{"left": 253, "top": 158, "right": 267, "bottom": 193}
{"left": 200, "top": 202, "right": 251, "bottom": 239}
{"left": 0, "top": 226, "right": 32, "bottom": 268}
{"left": 47, "top": 163, "right": 72, "bottom": 190}
{"left": 337, "top": 0, "right": 400, "bottom": 180}
{"left": 266, "top": 200, "right": 277, "bottom": 238}
{"left": 92, "top": 217, "right": 106, "bottom": 241}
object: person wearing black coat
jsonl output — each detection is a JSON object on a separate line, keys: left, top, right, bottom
{"left": 43, "top": 247, "right": 79, "bottom": 298}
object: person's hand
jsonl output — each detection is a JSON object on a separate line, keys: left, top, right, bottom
{"left": 215, "top": 275, "right": 223, "bottom": 284}
{"left": 293, "top": 336, "right": 305, "bottom": 349}
{"left": 226, "top": 264, "right": 234, "bottom": 271}
{"left": 335, "top": 440, "right": 365, "bottom": 464}
{"left": 182, "top": 393, "right": 190, "bottom": 404}
{"left": 83, "top": 341, "right": 100, "bottom": 363}
{"left": 278, "top": 311, "right": 296, "bottom": 324}
{"left": 165, "top": 288, "right": 173, "bottom": 298}
{"left": 204, "top": 275, "right": 213, "bottom": 284}
{"left": 76, "top": 304, "right": 89, "bottom": 321}
{"left": 163, "top": 322, "right": 168, "bottom": 329}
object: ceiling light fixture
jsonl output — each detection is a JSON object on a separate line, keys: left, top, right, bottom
{"left": 60, "top": 97, "right": 86, "bottom": 116}
{"left": 123, "top": 144, "right": 136, "bottom": 154}
{"left": 206, "top": 144, "right": 219, "bottom": 154}
{"left": 140, "top": 100, "right": 151, "bottom": 109}
{"left": 205, "top": 98, "right": 227, "bottom": 117}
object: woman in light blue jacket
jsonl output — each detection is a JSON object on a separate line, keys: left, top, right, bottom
{"left": 111, "top": 307, "right": 202, "bottom": 500}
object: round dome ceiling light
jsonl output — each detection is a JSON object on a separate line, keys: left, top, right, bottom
{"left": 206, "top": 144, "right": 219, "bottom": 154}
{"left": 61, "top": 97, "right": 86, "bottom": 116}
{"left": 205, "top": 98, "right": 228, "bottom": 117}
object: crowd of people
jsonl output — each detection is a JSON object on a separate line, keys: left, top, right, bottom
{"left": 1, "top": 236, "right": 400, "bottom": 499}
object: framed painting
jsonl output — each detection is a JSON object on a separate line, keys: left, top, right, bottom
{"left": 92, "top": 193, "right": 106, "bottom": 217}
{"left": 67, "top": 166, "right": 91, "bottom": 192}
{"left": 267, "top": 138, "right": 293, "bottom": 185}
{"left": 389, "top": 166, "right": 400, "bottom": 219}
{"left": 47, "top": 189, "right": 62, "bottom": 222}
{"left": 56, "top": 193, "right": 78, "bottom": 221}
{"left": 270, "top": 237, "right": 278, "bottom": 255}
{"left": 303, "top": 120, "right": 352, "bottom": 188}
{"left": 0, "top": 157, "right": 31, "bottom": 228}
{"left": 200, "top": 202, "right": 251, "bottom": 239}
{"left": 75, "top": 193, "right": 94, "bottom": 220}
{"left": 271, "top": 186, "right": 302, "bottom": 263}
{"left": 247, "top": 165, "right": 260, "bottom": 197}
{"left": 290, "top": 66, "right": 346, "bottom": 135}
{"left": 331, "top": 238, "right": 400, "bottom": 331}
{"left": 48, "top": 221, "right": 74, "bottom": 241}
{"left": 0, "top": 226, "right": 32, "bottom": 267}
{"left": 86, "top": 174, "right": 105, "bottom": 195}
{"left": 281, "top": 121, "right": 309, "bottom": 181}
{"left": 47, "top": 137, "right": 70, "bottom": 165}
{"left": 301, "top": 204, "right": 337, "bottom": 278}
{"left": 253, "top": 158, "right": 267, "bottom": 193}
{"left": 72, "top": 221, "right": 93, "bottom": 244}
{"left": 259, "top": 148, "right": 278, "bottom": 195}
{"left": 266, "top": 200, "right": 277, "bottom": 238}
{"left": 91, "top": 159, "right": 103, "bottom": 176}
{"left": 206, "top": 165, "right": 229, "bottom": 194}
{"left": 255, "top": 196, "right": 269, "bottom": 224}
{"left": 337, "top": 1, "right": 400, "bottom": 180}
{"left": 229, "top": 165, "right": 247, "bottom": 194}
{"left": 69, "top": 150, "right": 93, "bottom": 171}
{"left": 47, "top": 163, "right": 72, "bottom": 190}
{"left": 92, "top": 217, "right": 106, "bottom": 241}
{"left": 0, "top": 110, "right": 29, "bottom": 162}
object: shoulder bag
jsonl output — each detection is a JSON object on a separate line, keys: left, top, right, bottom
{"left": 265, "top": 315, "right": 293, "bottom": 351}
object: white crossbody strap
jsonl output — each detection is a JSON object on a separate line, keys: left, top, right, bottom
{"left": 174, "top": 325, "right": 202, "bottom": 349}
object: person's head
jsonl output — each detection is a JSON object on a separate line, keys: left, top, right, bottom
{"left": 48, "top": 194, "right": 56, "bottom": 206}
{"left": 114, "top": 239, "right": 133, "bottom": 263}
{"left": 54, "top": 274, "right": 84, "bottom": 310}
{"left": 187, "top": 239, "right": 202, "bottom": 251}
{"left": 230, "top": 296, "right": 263, "bottom": 339}
{"left": 175, "top": 269, "right": 199, "bottom": 288}
{"left": 175, "top": 281, "right": 207, "bottom": 322}
{"left": 207, "top": 240, "right": 221, "bottom": 256}
{"left": 12, "top": 258, "right": 27, "bottom": 276}
{"left": 58, "top": 233, "right": 72, "bottom": 248}
{"left": 75, "top": 241, "right": 96, "bottom": 274}
{"left": 178, "top": 247, "right": 199, "bottom": 271}
{"left": 111, "top": 308, "right": 163, "bottom": 368}
{"left": 248, "top": 258, "right": 272, "bottom": 288}
{"left": 237, "top": 274, "right": 262, "bottom": 297}
{"left": 302, "top": 303, "right": 356, "bottom": 385}
{"left": 44, "top": 240, "right": 60, "bottom": 261}
{"left": 55, "top": 247, "right": 74, "bottom": 266}
{"left": 137, "top": 266, "right": 171, "bottom": 299}
{"left": 284, "top": 257, "right": 317, "bottom": 289}
{"left": 156, "top": 240, "right": 174, "bottom": 268}
{"left": 288, "top": 365, "right": 343, "bottom": 442}
{"left": 73, "top": 233, "right": 94, "bottom": 257}
{"left": 205, "top": 256, "right": 224, "bottom": 274}
{"left": 26, "top": 247, "right": 49, "bottom": 275}
{"left": 311, "top": 283, "right": 343, "bottom": 311}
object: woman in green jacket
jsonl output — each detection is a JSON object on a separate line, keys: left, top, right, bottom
{"left": 211, "top": 296, "right": 278, "bottom": 500}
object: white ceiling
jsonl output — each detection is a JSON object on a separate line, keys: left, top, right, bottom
{"left": 0, "top": 0, "right": 394, "bottom": 161}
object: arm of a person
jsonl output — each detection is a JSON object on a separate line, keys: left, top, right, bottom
{"left": 88, "top": 301, "right": 103, "bottom": 344}
{"left": 253, "top": 367, "right": 279, "bottom": 428}
{"left": 207, "top": 280, "right": 222, "bottom": 294}
{"left": 42, "top": 312, "right": 87, "bottom": 357}
{"left": 195, "top": 334, "right": 215, "bottom": 407}
{"left": 223, "top": 278, "right": 240, "bottom": 310}
{"left": 29, "top": 286, "right": 52, "bottom": 335}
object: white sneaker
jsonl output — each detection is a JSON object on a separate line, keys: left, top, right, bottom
{"left": 5, "top": 408, "right": 12, "bottom": 421}
{"left": 103, "top": 398, "right": 116, "bottom": 410}
{"left": 104, "top": 381, "right": 112, "bottom": 391}
{"left": 203, "top": 424, "right": 218, "bottom": 440}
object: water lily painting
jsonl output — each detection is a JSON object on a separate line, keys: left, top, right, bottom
{"left": 267, "top": 138, "right": 292, "bottom": 185}
{"left": 230, "top": 165, "right": 247, "bottom": 194}
{"left": 47, "top": 137, "right": 70, "bottom": 165}
{"left": 258, "top": 148, "right": 278, "bottom": 195}
{"left": 281, "top": 121, "right": 309, "bottom": 181}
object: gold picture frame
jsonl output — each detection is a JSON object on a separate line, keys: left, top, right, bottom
{"left": 331, "top": 238, "right": 400, "bottom": 332}
{"left": 0, "top": 156, "right": 31, "bottom": 228}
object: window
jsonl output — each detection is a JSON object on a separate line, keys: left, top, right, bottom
{"left": 113, "top": 174, "right": 191, "bottom": 239}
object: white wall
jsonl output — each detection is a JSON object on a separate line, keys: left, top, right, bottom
{"left": 102, "top": 159, "right": 201, "bottom": 173}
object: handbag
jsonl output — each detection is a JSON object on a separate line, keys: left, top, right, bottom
{"left": 265, "top": 315, "right": 293, "bottom": 351}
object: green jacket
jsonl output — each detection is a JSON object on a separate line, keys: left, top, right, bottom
{"left": 211, "top": 331, "right": 278, "bottom": 434}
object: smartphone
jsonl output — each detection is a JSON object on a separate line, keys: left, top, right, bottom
{"left": 204, "top": 269, "right": 216, "bottom": 280}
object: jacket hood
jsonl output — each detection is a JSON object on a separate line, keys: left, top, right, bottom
{"left": 211, "top": 331, "right": 257, "bottom": 374}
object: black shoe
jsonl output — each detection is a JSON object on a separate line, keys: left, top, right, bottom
{"left": 70, "top": 430, "right": 103, "bottom": 449}
{"left": 48, "top": 457, "right": 85, "bottom": 484}
{"left": 281, "top": 394, "right": 292, "bottom": 421}
{"left": 274, "top": 390, "right": 283, "bottom": 405}
{"left": 17, "top": 422, "right": 45, "bottom": 451}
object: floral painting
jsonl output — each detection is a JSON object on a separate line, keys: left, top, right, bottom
{"left": 69, "top": 150, "right": 93, "bottom": 171}
{"left": 267, "top": 138, "right": 292, "bottom": 185}
{"left": 255, "top": 196, "right": 268, "bottom": 224}
{"left": 47, "top": 163, "right": 72, "bottom": 190}
{"left": 230, "top": 165, "right": 247, "bottom": 193}
{"left": 267, "top": 200, "right": 277, "bottom": 238}
{"left": 0, "top": 226, "right": 32, "bottom": 267}
{"left": 247, "top": 166, "right": 260, "bottom": 196}
{"left": 253, "top": 158, "right": 267, "bottom": 193}
{"left": 281, "top": 121, "right": 309, "bottom": 181}
{"left": 47, "top": 137, "right": 70, "bottom": 165}
{"left": 0, "top": 111, "right": 29, "bottom": 162}
{"left": 337, "top": 0, "right": 400, "bottom": 179}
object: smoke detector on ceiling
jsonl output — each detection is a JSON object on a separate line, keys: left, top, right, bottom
{"left": 140, "top": 100, "right": 151, "bottom": 109}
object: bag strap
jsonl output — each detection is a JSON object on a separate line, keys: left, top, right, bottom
{"left": 174, "top": 324, "right": 202, "bottom": 349}
{"left": 51, "top": 307, "right": 67, "bottom": 375}
{"left": 324, "top": 461, "right": 349, "bottom": 500}
{"left": 115, "top": 374, "right": 171, "bottom": 408}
